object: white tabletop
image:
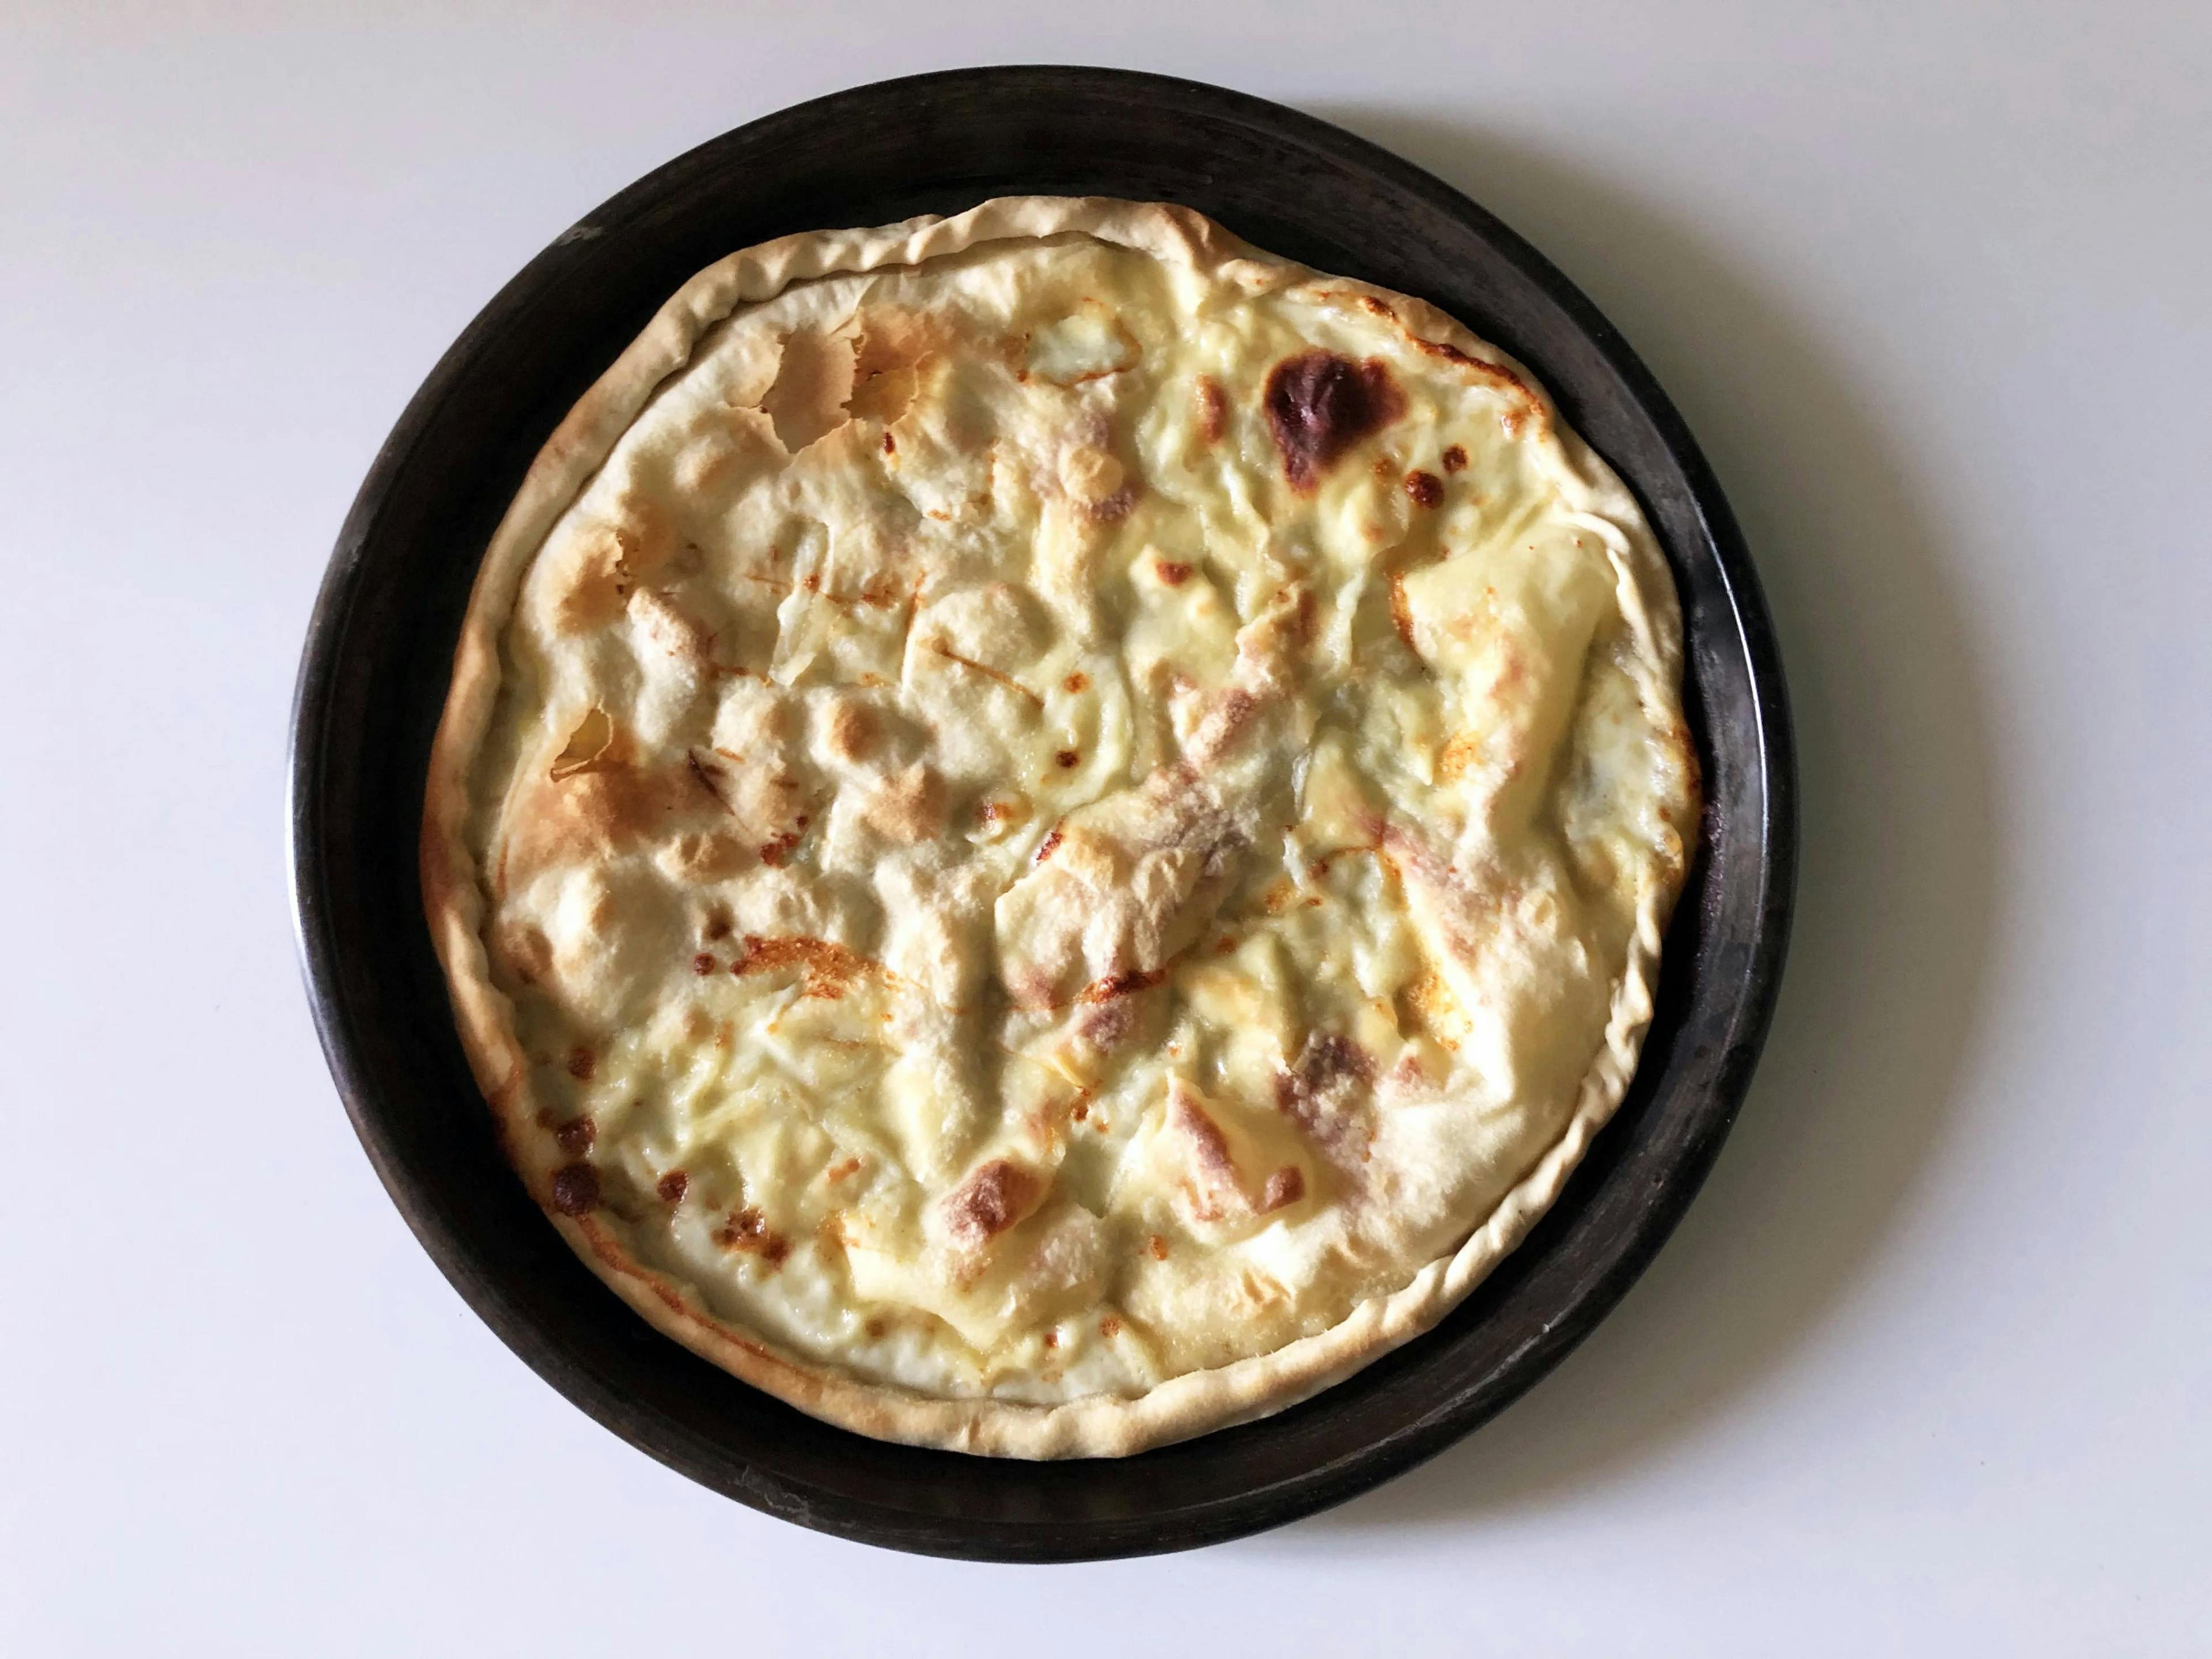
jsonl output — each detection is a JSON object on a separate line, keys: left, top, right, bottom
{"left": 6, "top": 4, "right": 2207, "bottom": 1652}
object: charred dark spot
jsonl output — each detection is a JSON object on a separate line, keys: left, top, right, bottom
{"left": 550, "top": 1162, "right": 600, "bottom": 1215}
{"left": 685, "top": 749, "right": 739, "bottom": 816}
{"left": 565, "top": 1045, "right": 595, "bottom": 1081}
{"left": 1054, "top": 748, "right": 1081, "bottom": 769}
{"left": 1404, "top": 469, "right": 1444, "bottom": 509}
{"left": 552, "top": 1115, "right": 595, "bottom": 1156}
{"left": 1262, "top": 352, "right": 1406, "bottom": 492}
{"left": 1441, "top": 444, "right": 1468, "bottom": 474}
{"left": 691, "top": 952, "right": 715, "bottom": 976}
{"left": 1156, "top": 559, "right": 1192, "bottom": 586}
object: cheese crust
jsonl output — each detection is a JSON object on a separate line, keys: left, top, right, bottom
{"left": 421, "top": 197, "right": 1699, "bottom": 1457}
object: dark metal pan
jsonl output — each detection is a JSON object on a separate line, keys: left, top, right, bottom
{"left": 289, "top": 65, "right": 1795, "bottom": 1561}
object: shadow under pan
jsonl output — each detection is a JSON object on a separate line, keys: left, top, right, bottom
{"left": 288, "top": 65, "right": 1796, "bottom": 1561}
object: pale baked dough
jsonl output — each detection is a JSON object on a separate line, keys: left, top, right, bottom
{"left": 422, "top": 198, "right": 1699, "bottom": 1457}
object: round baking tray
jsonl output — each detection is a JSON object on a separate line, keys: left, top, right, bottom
{"left": 290, "top": 66, "right": 1794, "bottom": 1562}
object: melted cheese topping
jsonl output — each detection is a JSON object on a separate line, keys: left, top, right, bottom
{"left": 454, "top": 228, "right": 1695, "bottom": 1410}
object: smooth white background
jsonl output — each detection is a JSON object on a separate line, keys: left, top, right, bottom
{"left": 5, "top": 3, "right": 2206, "bottom": 1652}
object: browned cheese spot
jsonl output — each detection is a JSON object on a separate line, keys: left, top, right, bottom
{"left": 1054, "top": 748, "right": 1081, "bottom": 770}
{"left": 1404, "top": 469, "right": 1444, "bottom": 509}
{"left": 494, "top": 921, "right": 552, "bottom": 986}
{"left": 565, "top": 1045, "right": 595, "bottom": 1082}
{"left": 691, "top": 952, "right": 715, "bottom": 976}
{"left": 1063, "top": 671, "right": 1089, "bottom": 693}
{"left": 1033, "top": 825, "right": 1065, "bottom": 865}
{"left": 1262, "top": 352, "right": 1407, "bottom": 492}
{"left": 1100, "top": 1314, "right": 1124, "bottom": 1338}
{"left": 1080, "top": 967, "right": 1168, "bottom": 1002}
{"left": 1175, "top": 1095, "right": 1237, "bottom": 1187}
{"left": 1388, "top": 570, "right": 1416, "bottom": 652}
{"left": 656, "top": 1169, "right": 690, "bottom": 1204}
{"left": 550, "top": 1162, "right": 600, "bottom": 1215}
{"left": 941, "top": 1158, "right": 1043, "bottom": 1251}
{"left": 1441, "top": 444, "right": 1468, "bottom": 474}
{"left": 1259, "top": 1166, "right": 1306, "bottom": 1212}
{"left": 732, "top": 934, "right": 882, "bottom": 1000}
{"left": 1078, "top": 998, "right": 1137, "bottom": 1049}
{"left": 1390, "top": 1050, "right": 1430, "bottom": 1089}
{"left": 1275, "top": 1031, "right": 1378, "bottom": 1180}
{"left": 1194, "top": 374, "right": 1228, "bottom": 443}
{"left": 759, "top": 829, "right": 802, "bottom": 868}
{"left": 552, "top": 1115, "right": 596, "bottom": 1156}
{"left": 825, "top": 699, "right": 880, "bottom": 763}
{"left": 864, "top": 764, "right": 946, "bottom": 844}
{"left": 1156, "top": 559, "right": 1192, "bottom": 586}
{"left": 715, "top": 1206, "right": 791, "bottom": 1265}
{"left": 1437, "top": 728, "right": 1488, "bottom": 783}
{"left": 1294, "top": 1031, "right": 1374, "bottom": 1096}
{"left": 1042, "top": 1330, "right": 1060, "bottom": 1350}
{"left": 1147, "top": 1234, "right": 1169, "bottom": 1262}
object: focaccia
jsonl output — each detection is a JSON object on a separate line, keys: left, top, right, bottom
{"left": 421, "top": 198, "right": 1699, "bottom": 1457}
